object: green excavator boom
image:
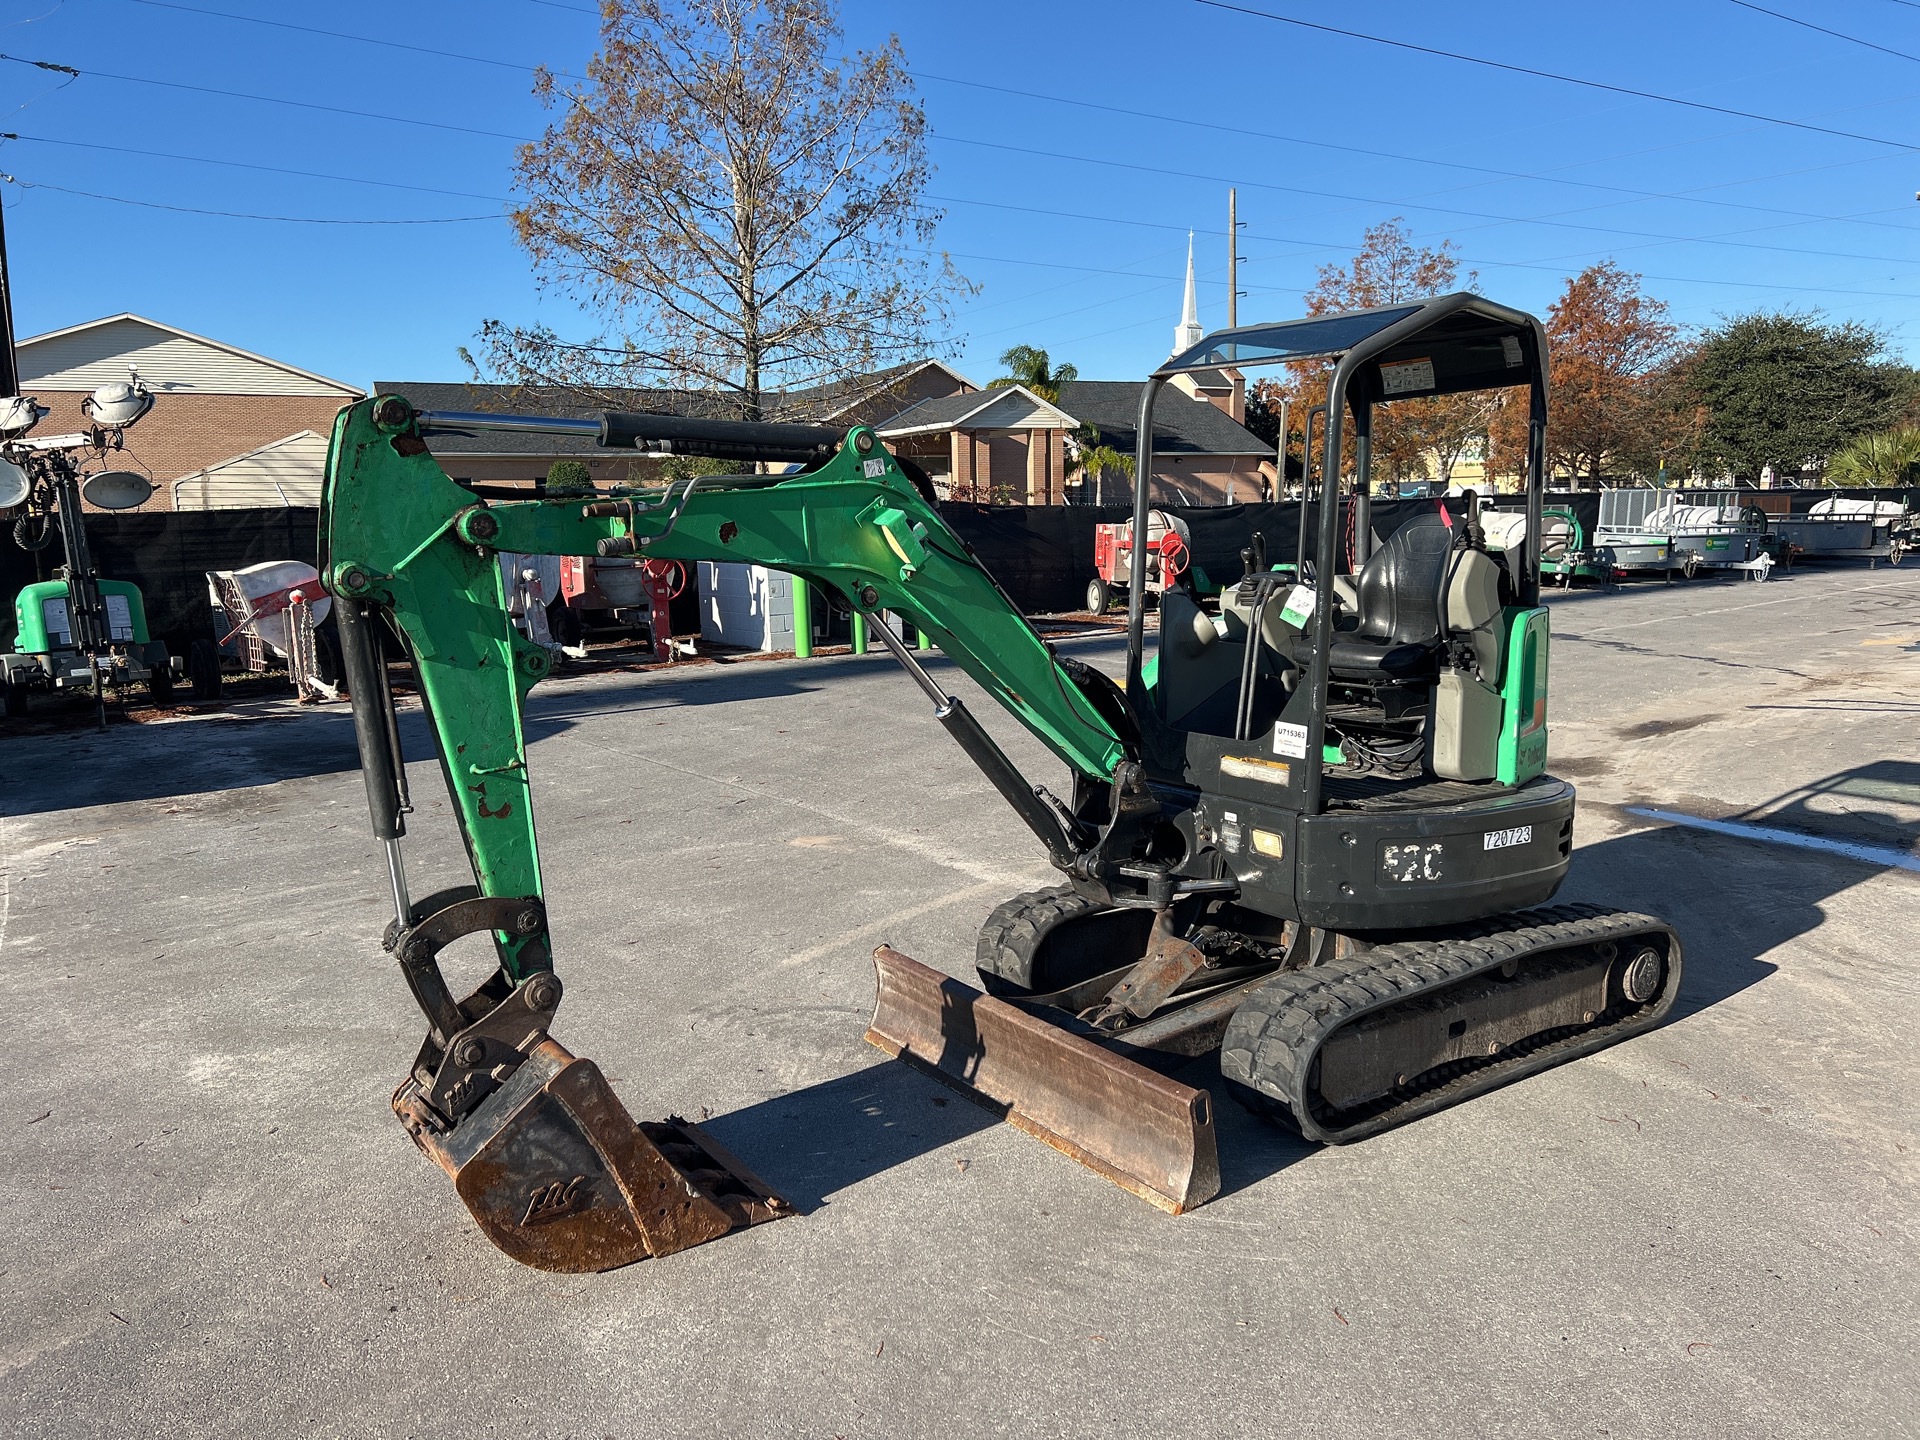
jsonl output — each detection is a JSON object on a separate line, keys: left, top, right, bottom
{"left": 318, "top": 394, "right": 1156, "bottom": 1271}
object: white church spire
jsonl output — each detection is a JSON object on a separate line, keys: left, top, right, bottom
{"left": 1173, "top": 232, "right": 1204, "bottom": 356}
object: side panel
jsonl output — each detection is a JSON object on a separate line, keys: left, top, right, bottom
{"left": 1497, "top": 607, "right": 1551, "bottom": 786}
{"left": 1294, "top": 778, "right": 1575, "bottom": 931}
{"left": 9, "top": 579, "right": 150, "bottom": 650}
{"left": 14, "top": 581, "right": 62, "bottom": 653}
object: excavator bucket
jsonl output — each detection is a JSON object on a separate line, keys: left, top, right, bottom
{"left": 395, "top": 1039, "right": 788, "bottom": 1273}
{"left": 865, "top": 947, "right": 1220, "bottom": 1213}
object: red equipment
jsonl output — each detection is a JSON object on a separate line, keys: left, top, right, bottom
{"left": 1088, "top": 509, "right": 1191, "bottom": 614}
{"left": 558, "top": 555, "right": 690, "bottom": 660}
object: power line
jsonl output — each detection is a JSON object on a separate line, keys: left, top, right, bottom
{"left": 124, "top": 0, "right": 584, "bottom": 79}
{"left": 0, "top": 51, "right": 532, "bottom": 142}
{"left": 930, "top": 132, "right": 1920, "bottom": 266}
{"left": 79, "top": 3, "right": 1920, "bottom": 242}
{"left": 1727, "top": 0, "right": 1920, "bottom": 64}
{"left": 919, "top": 71, "right": 1920, "bottom": 234}
{"left": 1190, "top": 0, "right": 1920, "bottom": 151}
{"left": 931, "top": 191, "right": 1920, "bottom": 309}
{"left": 0, "top": 132, "right": 512, "bottom": 202}
{"left": 0, "top": 172, "right": 499, "bottom": 223}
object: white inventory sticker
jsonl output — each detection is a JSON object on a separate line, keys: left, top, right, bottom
{"left": 1278, "top": 583, "right": 1316, "bottom": 629}
{"left": 1379, "top": 356, "right": 1435, "bottom": 395}
{"left": 1483, "top": 825, "right": 1533, "bottom": 851}
{"left": 1272, "top": 720, "right": 1308, "bottom": 759}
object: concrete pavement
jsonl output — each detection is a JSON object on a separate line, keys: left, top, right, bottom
{"left": 1, "top": 565, "right": 1915, "bottom": 1438}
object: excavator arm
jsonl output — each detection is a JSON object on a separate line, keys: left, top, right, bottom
{"left": 319, "top": 395, "right": 1186, "bottom": 1272}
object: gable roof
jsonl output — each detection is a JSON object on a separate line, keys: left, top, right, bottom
{"left": 20, "top": 314, "right": 360, "bottom": 397}
{"left": 877, "top": 384, "right": 1077, "bottom": 436}
{"left": 171, "top": 429, "right": 329, "bottom": 509}
{"left": 776, "top": 359, "right": 976, "bottom": 421}
{"left": 1051, "top": 380, "right": 1269, "bottom": 457}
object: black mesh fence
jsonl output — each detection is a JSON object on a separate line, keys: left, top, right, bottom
{"left": 938, "top": 497, "right": 1479, "bottom": 613}
{"left": 6, "top": 487, "right": 1915, "bottom": 656}
{"left": 1, "top": 507, "right": 319, "bottom": 652}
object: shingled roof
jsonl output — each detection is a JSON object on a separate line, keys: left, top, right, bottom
{"left": 1052, "top": 381, "right": 1269, "bottom": 457}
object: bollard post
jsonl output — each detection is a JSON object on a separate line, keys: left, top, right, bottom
{"left": 791, "top": 574, "right": 812, "bottom": 659}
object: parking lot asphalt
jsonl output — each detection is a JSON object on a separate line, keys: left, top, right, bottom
{"left": 2, "top": 565, "right": 1916, "bottom": 1439}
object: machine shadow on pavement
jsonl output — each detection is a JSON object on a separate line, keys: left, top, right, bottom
{"left": 696, "top": 1061, "right": 1002, "bottom": 1213}
{"left": 705, "top": 762, "right": 1914, "bottom": 1212}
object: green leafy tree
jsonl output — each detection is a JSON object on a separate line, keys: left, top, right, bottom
{"left": 1827, "top": 427, "right": 1920, "bottom": 487}
{"left": 989, "top": 345, "right": 1077, "bottom": 402}
{"left": 1685, "top": 313, "right": 1907, "bottom": 482}
{"left": 544, "top": 459, "right": 596, "bottom": 497}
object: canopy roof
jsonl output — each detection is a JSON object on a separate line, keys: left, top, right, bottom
{"left": 1158, "top": 292, "right": 1542, "bottom": 404}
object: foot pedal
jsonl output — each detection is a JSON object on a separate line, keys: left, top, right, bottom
{"left": 395, "top": 1039, "right": 787, "bottom": 1273}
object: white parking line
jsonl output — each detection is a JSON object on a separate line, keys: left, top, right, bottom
{"left": 1565, "top": 576, "right": 1920, "bottom": 637}
{"left": 1625, "top": 806, "right": 1920, "bottom": 872}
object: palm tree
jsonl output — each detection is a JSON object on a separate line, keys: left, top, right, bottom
{"left": 1827, "top": 427, "right": 1920, "bottom": 487}
{"left": 989, "top": 345, "right": 1077, "bottom": 402}
{"left": 1076, "top": 445, "right": 1135, "bottom": 506}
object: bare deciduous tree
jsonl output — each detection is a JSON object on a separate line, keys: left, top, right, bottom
{"left": 476, "top": 0, "right": 967, "bottom": 418}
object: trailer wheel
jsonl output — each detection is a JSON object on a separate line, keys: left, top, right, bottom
{"left": 1, "top": 681, "right": 25, "bottom": 718}
{"left": 188, "top": 638, "right": 223, "bottom": 701}
{"left": 148, "top": 664, "right": 175, "bottom": 705}
{"left": 1086, "top": 577, "right": 1113, "bottom": 614}
{"left": 548, "top": 596, "right": 583, "bottom": 647}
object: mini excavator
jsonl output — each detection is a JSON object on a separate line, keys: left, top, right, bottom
{"left": 321, "top": 294, "right": 1681, "bottom": 1272}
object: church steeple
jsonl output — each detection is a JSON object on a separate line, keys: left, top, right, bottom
{"left": 1173, "top": 232, "right": 1203, "bottom": 356}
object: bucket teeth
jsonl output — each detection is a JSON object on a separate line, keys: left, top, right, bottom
{"left": 396, "top": 1038, "right": 787, "bottom": 1273}
{"left": 865, "top": 946, "right": 1220, "bottom": 1214}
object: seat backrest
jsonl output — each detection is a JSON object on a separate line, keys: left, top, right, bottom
{"left": 1352, "top": 515, "right": 1454, "bottom": 646}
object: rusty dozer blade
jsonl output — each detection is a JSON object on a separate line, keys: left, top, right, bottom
{"left": 865, "top": 946, "right": 1220, "bottom": 1213}
{"left": 394, "top": 1039, "right": 787, "bottom": 1273}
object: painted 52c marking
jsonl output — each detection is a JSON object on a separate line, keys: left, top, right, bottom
{"left": 1380, "top": 841, "right": 1444, "bottom": 883}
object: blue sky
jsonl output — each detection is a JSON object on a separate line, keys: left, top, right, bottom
{"left": 3, "top": 0, "right": 1917, "bottom": 392}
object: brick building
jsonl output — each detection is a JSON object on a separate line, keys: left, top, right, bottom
{"left": 16, "top": 315, "right": 361, "bottom": 511}
{"left": 879, "top": 379, "right": 1270, "bottom": 506}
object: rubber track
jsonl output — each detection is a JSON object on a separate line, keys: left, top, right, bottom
{"left": 975, "top": 885, "right": 1110, "bottom": 994}
{"left": 1219, "top": 903, "right": 1682, "bottom": 1145}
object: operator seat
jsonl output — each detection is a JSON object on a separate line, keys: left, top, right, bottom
{"left": 1326, "top": 514, "right": 1455, "bottom": 680}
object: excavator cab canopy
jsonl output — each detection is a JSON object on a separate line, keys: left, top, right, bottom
{"left": 1158, "top": 295, "right": 1544, "bottom": 404}
{"left": 1127, "top": 292, "right": 1552, "bottom": 818}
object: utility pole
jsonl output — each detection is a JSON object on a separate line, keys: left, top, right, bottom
{"left": 0, "top": 191, "right": 19, "bottom": 399}
{"left": 1226, "top": 188, "right": 1238, "bottom": 329}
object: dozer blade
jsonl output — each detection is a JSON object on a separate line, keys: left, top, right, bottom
{"left": 866, "top": 946, "right": 1220, "bottom": 1213}
{"left": 395, "top": 1039, "right": 788, "bottom": 1273}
